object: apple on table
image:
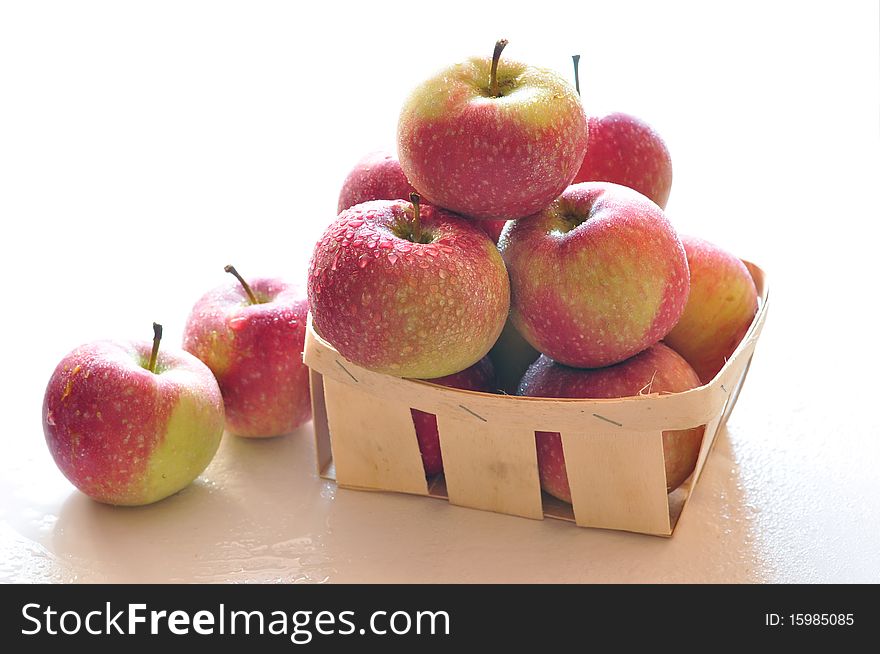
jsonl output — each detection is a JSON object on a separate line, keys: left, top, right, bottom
{"left": 499, "top": 181, "right": 689, "bottom": 369}
{"left": 42, "top": 323, "right": 225, "bottom": 506}
{"left": 183, "top": 265, "right": 311, "bottom": 438}
{"left": 398, "top": 39, "right": 588, "bottom": 221}
{"left": 518, "top": 344, "right": 705, "bottom": 503}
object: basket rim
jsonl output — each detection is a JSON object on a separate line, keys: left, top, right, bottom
{"left": 304, "top": 260, "right": 768, "bottom": 430}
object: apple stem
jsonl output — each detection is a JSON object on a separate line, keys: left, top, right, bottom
{"left": 490, "top": 38, "right": 508, "bottom": 97}
{"left": 409, "top": 192, "right": 422, "bottom": 242}
{"left": 148, "top": 322, "right": 162, "bottom": 374}
{"left": 572, "top": 54, "right": 581, "bottom": 95}
{"left": 224, "top": 264, "right": 258, "bottom": 305}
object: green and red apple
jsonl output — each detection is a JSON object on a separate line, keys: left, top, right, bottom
{"left": 308, "top": 196, "right": 509, "bottom": 378}
{"left": 664, "top": 236, "right": 758, "bottom": 383}
{"left": 42, "top": 324, "right": 224, "bottom": 506}
{"left": 499, "top": 182, "right": 689, "bottom": 369}
{"left": 397, "top": 40, "right": 588, "bottom": 220}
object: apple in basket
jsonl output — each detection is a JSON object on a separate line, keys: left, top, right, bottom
{"left": 412, "top": 356, "right": 497, "bottom": 476}
{"left": 337, "top": 150, "right": 507, "bottom": 244}
{"left": 397, "top": 39, "right": 588, "bottom": 220}
{"left": 569, "top": 55, "right": 673, "bottom": 208}
{"left": 337, "top": 151, "right": 418, "bottom": 215}
{"left": 517, "top": 343, "right": 704, "bottom": 503}
{"left": 498, "top": 182, "right": 689, "bottom": 368}
{"left": 308, "top": 194, "right": 509, "bottom": 379}
{"left": 664, "top": 235, "right": 758, "bottom": 384}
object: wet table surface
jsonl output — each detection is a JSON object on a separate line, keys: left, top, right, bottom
{"left": 1, "top": 1, "right": 878, "bottom": 583}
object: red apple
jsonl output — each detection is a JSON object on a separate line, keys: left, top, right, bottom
{"left": 397, "top": 39, "right": 588, "bottom": 220}
{"left": 499, "top": 182, "right": 689, "bottom": 368}
{"left": 573, "top": 112, "right": 673, "bottom": 209}
{"left": 308, "top": 196, "right": 510, "bottom": 378}
{"left": 336, "top": 151, "right": 508, "bottom": 244}
{"left": 411, "top": 356, "right": 496, "bottom": 476}
{"left": 183, "top": 266, "right": 311, "bottom": 438}
{"left": 337, "top": 150, "right": 417, "bottom": 214}
{"left": 42, "top": 324, "right": 225, "bottom": 506}
{"left": 664, "top": 235, "right": 758, "bottom": 383}
{"left": 517, "top": 344, "right": 704, "bottom": 502}
{"left": 476, "top": 220, "right": 509, "bottom": 245}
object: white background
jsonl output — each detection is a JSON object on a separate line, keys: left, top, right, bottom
{"left": 1, "top": 1, "right": 878, "bottom": 582}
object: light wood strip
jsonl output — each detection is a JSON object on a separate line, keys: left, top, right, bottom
{"left": 561, "top": 429, "right": 671, "bottom": 535}
{"left": 436, "top": 410, "right": 544, "bottom": 520}
{"left": 322, "top": 377, "right": 428, "bottom": 496}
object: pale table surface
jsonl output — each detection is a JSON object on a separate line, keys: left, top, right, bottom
{"left": 1, "top": 1, "right": 878, "bottom": 583}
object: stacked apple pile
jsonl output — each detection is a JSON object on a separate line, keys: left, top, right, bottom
{"left": 310, "top": 40, "right": 759, "bottom": 502}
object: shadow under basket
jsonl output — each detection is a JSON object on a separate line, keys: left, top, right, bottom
{"left": 304, "top": 261, "right": 769, "bottom": 537}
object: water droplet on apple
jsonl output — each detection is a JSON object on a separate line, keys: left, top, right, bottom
{"left": 357, "top": 256, "right": 370, "bottom": 269}
{"left": 387, "top": 253, "right": 398, "bottom": 265}
{"left": 347, "top": 219, "right": 364, "bottom": 228}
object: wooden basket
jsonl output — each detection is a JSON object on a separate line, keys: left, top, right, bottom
{"left": 304, "top": 262, "right": 768, "bottom": 536}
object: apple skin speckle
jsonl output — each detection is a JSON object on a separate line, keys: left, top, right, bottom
{"left": 308, "top": 199, "right": 510, "bottom": 379}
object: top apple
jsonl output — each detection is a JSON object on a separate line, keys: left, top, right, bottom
{"left": 397, "top": 40, "right": 588, "bottom": 221}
